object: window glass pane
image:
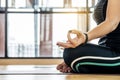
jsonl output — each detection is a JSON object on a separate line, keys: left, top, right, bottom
{"left": 72, "top": 0, "right": 97, "bottom": 8}
{"left": 52, "top": 14, "right": 78, "bottom": 57}
{"left": 0, "top": 13, "right": 5, "bottom": 57}
{"left": 7, "top": 13, "right": 79, "bottom": 57}
{"left": 8, "top": 0, "right": 34, "bottom": 8}
{"left": 89, "top": 0, "right": 98, "bottom": 7}
{"left": 39, "top": 13, "right": 78, "bottom": 57}
{"left": 72, "top": 0, "right": 86, "bottom": 7}
{"left": 0, "top": 0, "right": 5, "bottom": 7}
{"left": 89, "top": 14, "right": 97, "bottom": 30}
{"left": 39, "top": 13, "right": 52, "bottom": 57}
{"left": 39, "top": 0, "right": 64, "bottom": 8}
{"left": 89, "top": 13, "right": 98, "bottom": 44}
{"left": 7, "top": 13, "right": 38, "bottom": 57}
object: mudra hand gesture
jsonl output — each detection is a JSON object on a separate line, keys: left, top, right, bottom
{"left": 57, "top": 29, "right": 86, "bottom": 48}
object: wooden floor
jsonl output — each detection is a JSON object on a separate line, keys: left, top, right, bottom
{"left": 0, "top": 65, "right": 120, "bottom": 80}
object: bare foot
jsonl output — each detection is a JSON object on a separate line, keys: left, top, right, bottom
{"left": 56, "top": 62, "right": 72, "bottom": 73}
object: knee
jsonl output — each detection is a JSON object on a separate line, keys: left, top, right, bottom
{"left": 63, "top": 47, "right": 82, "bottom": 66}
{"left": 63, "top": 45, "right": 88, "bottom": 66}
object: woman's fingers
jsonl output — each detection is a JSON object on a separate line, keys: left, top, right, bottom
{"left": 56, "top": 30, "right": 85, "bottom": 48}
{"left": 67, "top": 32, "right": 76, "bottom": 46}
{"left": 67, "top": 29, "right": 83, "bottom": 47}
{"left": 57, "top": 42, "right": 75, "bottom": 48}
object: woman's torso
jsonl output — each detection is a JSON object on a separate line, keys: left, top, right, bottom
{"left": 93, "top": 0, "right": 120, "bottom": 52}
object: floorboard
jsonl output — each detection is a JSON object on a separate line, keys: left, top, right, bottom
{"left": 0, "top": 74, "right": 120, "bottom": 80}
{"left": 0, "top": 65, "right": 120, "bottom": 80}
{"left": 0, "top": 65, "right": 62, "bottom": 75}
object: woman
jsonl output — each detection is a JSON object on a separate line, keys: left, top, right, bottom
{"left": 56, "top": 0, "right": 120, "bottom": 73}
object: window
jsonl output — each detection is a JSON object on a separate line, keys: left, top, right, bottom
{"left": 0, "top": 0, "right": 97, "bottom": 58}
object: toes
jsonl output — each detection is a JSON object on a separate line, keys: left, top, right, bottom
{"left": 56, "top": 64, "right": 63, "bottom": 70}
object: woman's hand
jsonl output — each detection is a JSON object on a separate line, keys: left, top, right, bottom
{"left": 57, "top": 29, "right": 85, "bottom": 48}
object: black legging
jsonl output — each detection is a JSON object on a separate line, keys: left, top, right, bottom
{"left": 63, "top": 43, "right": 120, "bottom": 73}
